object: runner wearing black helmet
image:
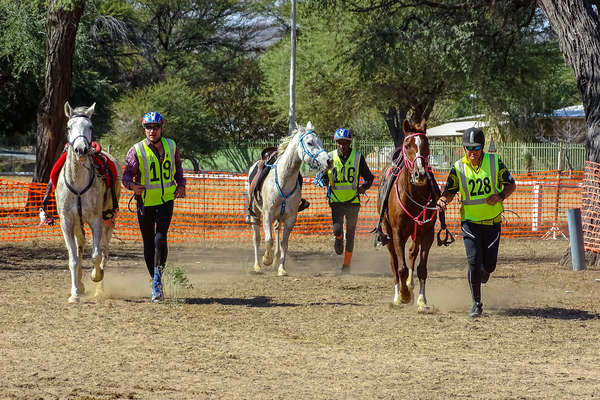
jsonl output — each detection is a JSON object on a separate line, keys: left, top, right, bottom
{"left": 436, "top": 128, "right": 516, "bottom": 317}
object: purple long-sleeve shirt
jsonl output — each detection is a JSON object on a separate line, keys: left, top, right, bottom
{"left": 122, "top": 137, "right": 186, "bottom": 190}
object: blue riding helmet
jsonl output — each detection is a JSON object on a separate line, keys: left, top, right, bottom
{"left": 141, "top": 111, "right": 164, "bottom": 127}
{"left": 334, "top": 128, "right": 352, "bottom": 141}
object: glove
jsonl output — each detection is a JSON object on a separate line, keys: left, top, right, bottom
{"left": 313, "top": 171, "right": 326, "bottom": 188}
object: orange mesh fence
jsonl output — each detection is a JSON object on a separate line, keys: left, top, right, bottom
{"left": 0, "top": 169, "right": 591, "bottom": 243}
{"left": 582, "top": 161, "right": 600, "bottom": 253}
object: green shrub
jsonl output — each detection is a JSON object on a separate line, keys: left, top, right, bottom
{"left": 102, "top": 77, "right": 217, "bottom": 161}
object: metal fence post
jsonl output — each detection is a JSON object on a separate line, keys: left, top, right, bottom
{"left": 567, "top": 208, "right": 586, "bottom": 271}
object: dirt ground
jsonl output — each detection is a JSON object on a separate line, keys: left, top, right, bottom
{"left": 1, "top": 235, "right": 599, "bottom": 400}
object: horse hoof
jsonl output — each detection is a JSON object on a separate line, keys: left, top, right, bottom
{"left": 68, "top": 295, "right": 80, "bottom": 303}
{"left": 417, "top": 304, "right": 433, "bottom": 313}
{"left": 253, "top": 264, "right": 262, "bottom": 273}
{"left": 95, "top": 288, "right": 106, "bottom": 300}
{"left": 91, "top": 268, "right": 104, "bottom": 282}
{"left": 401, "top": 292, "right": 412, "bottom": 304}
{"left": 277, "top": 268, "right": 287, "bottom": 276}
{"left": 262, "top": 256, "right": 273, "bottom": 266}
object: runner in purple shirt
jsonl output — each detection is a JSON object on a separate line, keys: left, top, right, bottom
{"left": 122, "top": 111, "right": 186, "bottom": 303}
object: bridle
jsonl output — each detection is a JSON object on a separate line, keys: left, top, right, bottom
{"left": 393, "top": 131, "right": 438, "bottom": 240}
{"left": 299, "top": 129, "right": 327, "bottom": 170}
{"left": 64, "top": 114, "right": 95, "bottom": 234}
{"left": 67, "top": 114, "right": 93, "bottom": 150}
{"left": 266, "top": 129, "right": 326, "bottom": 219}
{"left": 401, "top": 132, "right": 432, "bottom": 175}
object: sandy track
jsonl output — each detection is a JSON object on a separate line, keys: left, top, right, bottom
{"left": 1, "top": 237, "right": 599, "bottom": 399}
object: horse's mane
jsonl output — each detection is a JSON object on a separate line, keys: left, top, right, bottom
{"left": 277, "top": 134, "right": 294, "bottom": 154}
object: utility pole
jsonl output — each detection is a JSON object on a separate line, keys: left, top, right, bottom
{"left": 288, "top": 0, "right": 296, "bottom": 136}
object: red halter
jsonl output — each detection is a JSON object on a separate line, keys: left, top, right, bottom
{"left": 395, "top": 132, "right": 437, "bottom": 240}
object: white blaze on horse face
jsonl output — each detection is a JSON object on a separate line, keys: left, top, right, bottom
{"left": 414, "top": 135, "right": 423, "bottom": 170}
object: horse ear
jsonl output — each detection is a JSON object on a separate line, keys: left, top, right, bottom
{"left": 64, "top": 102, "right": 72, "bottom": 119}
{"left": 306, "top": 121, "right": 313, "bottom": 131}
{"left": 420, "top": 119, "right": 427, "bottom": 132}
{"left": 402, "top": 119, "right": 411, "bottom": 134}
{"left": 84, "top": 103, "right": 96, "bottom": 118}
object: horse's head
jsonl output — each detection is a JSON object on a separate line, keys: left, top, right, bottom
{"left": 401, "top": 119, "right": 430, "bottom": 186}
{"left": 294, "top": 121, "right": 332, "bottom": 171}
{"left": 64, "top": 102, "right": 95, "bottom": 157}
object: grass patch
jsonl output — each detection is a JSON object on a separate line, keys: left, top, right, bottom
{"left": 161, "top": 263, "right": 194, "bottom": 303}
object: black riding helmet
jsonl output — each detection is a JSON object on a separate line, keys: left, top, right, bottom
{"left": 462, "top": 127, "right": 485, "bottom": 147}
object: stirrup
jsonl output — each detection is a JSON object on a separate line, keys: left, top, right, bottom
{"left": 298, "top": 199, "right": 310, "bottom": 212}
{"left": 372, "top": 227, "right": 391, "bottom": 247}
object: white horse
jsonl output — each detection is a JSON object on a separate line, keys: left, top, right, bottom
{"left": 248, "top": 122, "right": 331, "bottom": 276}
{"left": 55, "top": 102, "right": 121, "bottom": 303}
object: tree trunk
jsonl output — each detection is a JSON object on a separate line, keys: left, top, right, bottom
{"left": 538, "top": 1, "right": 600, "bottom": 265}
{"left": 383, "top": 106, "right": 407, "bottom": 148}
{"left": 34, "top": 0, "right": 84, "bottom": 183}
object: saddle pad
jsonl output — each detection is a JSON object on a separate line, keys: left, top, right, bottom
{"left": 50, "top": 151, "right": 117, "bottom": 190}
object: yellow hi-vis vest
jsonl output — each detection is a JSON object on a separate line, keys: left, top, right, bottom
{"left": 456, "top": 152, "right": 504, "bottom": 221}
{"left": 328, "top": 148, "right": 360, "bottom": 204}
{"left": 135, "top": 137, "right": 177, "bottom": 206}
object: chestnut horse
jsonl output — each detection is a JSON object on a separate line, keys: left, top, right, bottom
{"left": 378, "top": 119, "right": 437, "bottom": 312}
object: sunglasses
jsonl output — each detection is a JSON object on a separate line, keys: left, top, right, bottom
{"left": 144, "top": 125, "right": 161, "bottom": 131}
{"left": 465, "top": 145, "right": 482, "bottom": 151}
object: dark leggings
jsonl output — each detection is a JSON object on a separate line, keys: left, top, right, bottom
{"left": 137, "top": 200, "right": 174, "bottom": 278}
{"left": 462, "top": 221, "right": 501, "bottom": 303}
{"left": 331, "top": 203, "right": 360, "bottom": 253}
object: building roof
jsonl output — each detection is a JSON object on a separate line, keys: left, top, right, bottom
{"left": 551, "top": 104, "right": 584, "bottom": 118}
{"left": 427, "top": 119, "right": 488, "bottom": 137}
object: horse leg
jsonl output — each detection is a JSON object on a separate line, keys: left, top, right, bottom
{"left": 273, "top": 220, "right": 281, "bottom": 265}
{"left": 416, "top": 233, "right": 434, "bottom": 313}
{"left": 395, "top": 231, "right": 412, "bottom": 304}
{"left": 94, "top": 223, "right": 114, "bottom": 299}
{"left": 75, "top": 231, "right": 86, "bottom": 296}
{"left": 251, "top": 222, "right": 262, "bottom": 273}
{"left": 407, "top": 240, "right": 419, "bottom": 292}
{"left": 89, "top": 219, "right": 104, "bottom": 283}
{"left": 383, "top": 220, "right": 401, "bottom": 305}
{"left": 277, "top": 215, "right": 297, "bottom": 276}
{"left": 262, "top": 216, "right": 274, "bottom": 267}
{"left": 61, "top": 218, "right": 82, "bottom": 303}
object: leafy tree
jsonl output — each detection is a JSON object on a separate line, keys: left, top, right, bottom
{"left": 280, "top": 0, "right": 572, "bottom": 146}
{"left": 104, "top": 77, "right": 217, "bottom": 161}
{"left": 0, "top": 0, "right": 46, "bottom": 147}
{"left": 199, "top": 57, "right": 287, "bottom": 142}
{"left": 260, "top": 6, "right": 374, "bottom": 138}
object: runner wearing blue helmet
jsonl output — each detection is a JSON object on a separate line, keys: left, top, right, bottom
{"left": 320, "top": 128, "right": 374, "bottom": 274}
{"left": 123, "top": 111, "right": 186, "bottom": 302}
{"left": 334, "top": 128, "right": 352, "bottom": 141}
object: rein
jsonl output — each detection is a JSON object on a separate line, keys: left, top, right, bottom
{"left": 394, "top": 175, "right": 437, "bottom": 240}
{"left": 63, "top": 149, "right": 95, "bottom": 235}
{"left": 264, "top": 129, "right": 324, "bottom": 219}
{"left": 394, "top": 131, "right": 454, "bottom": 245}
{"left": 267, "top": 165, "right": 298, "bottom": 219}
